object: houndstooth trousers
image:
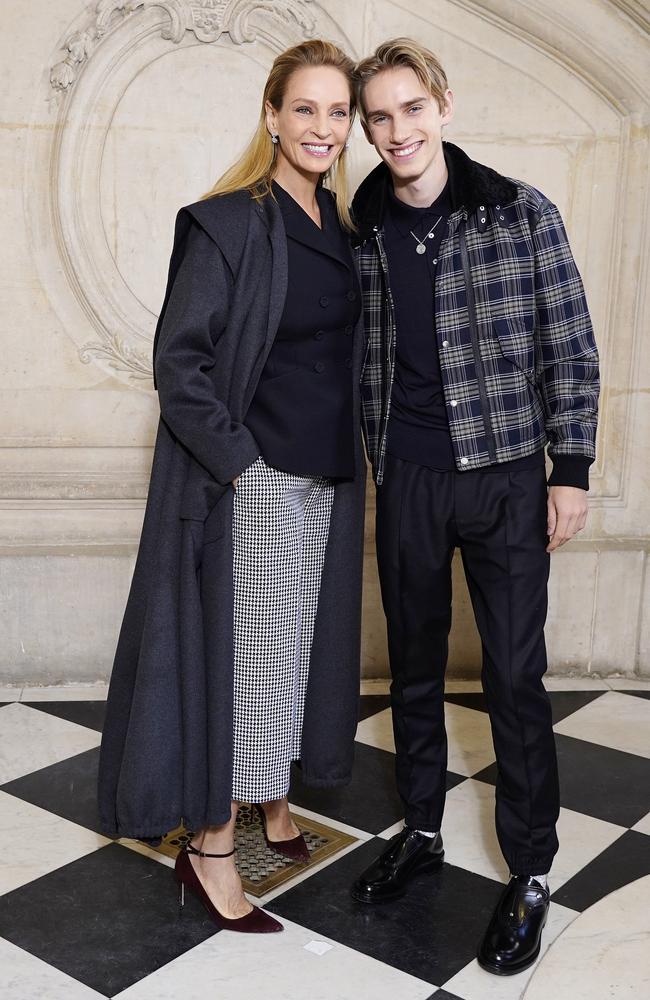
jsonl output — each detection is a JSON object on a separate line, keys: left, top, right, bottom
{"left": 231, "top": 455, "right": 335, "bottom": 802}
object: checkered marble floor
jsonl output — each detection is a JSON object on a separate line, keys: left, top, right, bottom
{"left": 1, "top": 680, "right": 649, "bottom": 999}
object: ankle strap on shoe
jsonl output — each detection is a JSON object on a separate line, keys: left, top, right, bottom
{"left": 186, "top": 843, "right": 235, "bottom": 859}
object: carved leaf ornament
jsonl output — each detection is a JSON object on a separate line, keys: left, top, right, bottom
{"left": 46, "top": 0, "right": 318, "bottom": 383}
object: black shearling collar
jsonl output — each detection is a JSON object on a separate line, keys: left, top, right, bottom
{"left": 352, "top": 141, "right": 518, "bottom": 242}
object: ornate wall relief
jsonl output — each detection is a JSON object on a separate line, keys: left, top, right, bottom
{"left": 27, "top": 0, "right": 353, "bottom": 385}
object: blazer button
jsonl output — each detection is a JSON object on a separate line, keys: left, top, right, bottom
{"left": 345, "top": 325, "right": 353, "bottom": 335}
{"left": 314, "top": 361, "right": 325, "bottom": 373}
{"left": 346, "top": 290, "right": 357, "bottom": 302}
{"left": 314, "top": 330, "right": 324, "bottom": 340}
{"left": 345, "top": 358, "right": 353, "bottom": 369}
{"left": 319, "top": 295, "right": 329, "bottom": 307}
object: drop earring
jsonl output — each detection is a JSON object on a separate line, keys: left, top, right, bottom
{"left": 271, "top": 133, "right": 279, "bottom": 144}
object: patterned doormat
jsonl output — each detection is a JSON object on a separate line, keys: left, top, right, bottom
{"left": 147, "top": 803, "right": 357, "bottom": 896}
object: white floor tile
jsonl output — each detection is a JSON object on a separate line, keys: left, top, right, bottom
{"left": 523, "top": 875, "right": 650, "bottom": 1000}
{"left": 0, "top": 704, "right": 101, "bottom": 784}
{"left": 0, "top": 688, "right": 22, "bottom": 702}
{"left": 603, "top": 677, "right": 650, "bottom": 691}
{"left": 355, "top": 704, "right": 495, "bottom": 777}
{"left": 19, "top": 684, "right": 109, "bottom": 702}
{"left": 0, "top": 792, "right": 111, "bottom": 893}
{"left": 632, "top": 811, "right": 650, "bottom": 836}
{"left": 439, "top": 779, "right": 625, "bottom": 889}
{"left": 441, "top": 780, "right": 509, "bottom": 883}
{"left": 553, "top": 691, "right": 650, "bottom": 758}
{"left": 0, "top": 937, "right": 104, "bottom": 999}
{"left": 444, "top": 901, "right": 578, "bottom": 1000}
{"left": 444, "top": 680, "right": 483, "bottom": 693}
{"left": 113, "top": 913, "right": 436, "bottom": 1000}
{"left": 543, "top": 677, "right": 610, "bottom": 691}
{"left": 360, "top": 679, "right": 390, "bottom": 695}
{"left": 377, "top": 819, "right": 404, "bottom": 840}
{"left": 355, "top": 707, "right": 394, "bottom": 752}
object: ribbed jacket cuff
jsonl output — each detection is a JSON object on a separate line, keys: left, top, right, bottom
{"left": 548, "top": 454, "right": 593, "bottom": 491}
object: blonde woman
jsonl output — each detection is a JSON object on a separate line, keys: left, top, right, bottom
{"left": 98, "top": 40, "right": 365, "bottom": 934}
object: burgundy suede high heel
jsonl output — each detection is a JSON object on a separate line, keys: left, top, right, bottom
{"left": 254, "top": 803, "right": 311, "bottom": 864}
{"left": 175, "top": 843, "right": 283, "bottom": 933}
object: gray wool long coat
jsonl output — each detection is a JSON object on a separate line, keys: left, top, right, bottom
{"left": 97, "top": 189, "right": 366, "bottom": 840}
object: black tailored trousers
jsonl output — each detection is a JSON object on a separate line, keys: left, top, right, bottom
{"left": 376, "top": 453, "right": 560, "bottom": 875}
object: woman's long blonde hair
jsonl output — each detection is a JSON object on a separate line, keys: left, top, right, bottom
{"left": 202, "top": 40, "right": 356, "bottom": 231}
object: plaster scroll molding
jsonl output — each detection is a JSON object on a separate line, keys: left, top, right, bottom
{"left": 31, "top": 0, "right": 339, "bottom": 387}
{"left": 50, "top": 0, "right": 316, "bottom": 92}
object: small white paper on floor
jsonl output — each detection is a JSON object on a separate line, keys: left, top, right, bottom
{"left": 304, "top": 940, "right": 333, "bottom": 956}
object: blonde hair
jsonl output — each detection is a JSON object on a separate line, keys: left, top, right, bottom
{"left": 355, "top": 37, "right": 449, "bottom": 120}
{"left": 203, "top": 40, "right": 356, "bottom": 231}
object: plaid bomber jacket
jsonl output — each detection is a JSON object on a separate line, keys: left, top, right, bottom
{"left": 351, "top": 142, "right": 600, "bottom": 488}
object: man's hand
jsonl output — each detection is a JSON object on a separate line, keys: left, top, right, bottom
{"left": 547, "top": 486, "right": 588, "bottom": 553}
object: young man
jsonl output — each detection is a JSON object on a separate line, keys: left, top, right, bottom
{"left": 350, "top": 39, "right": 599, "bottom": 976}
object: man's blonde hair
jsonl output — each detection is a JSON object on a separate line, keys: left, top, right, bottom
{"left": 355, "top": 38, "right": 449, "bottom": 121}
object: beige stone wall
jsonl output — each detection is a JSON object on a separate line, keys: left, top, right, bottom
{"left": 1, "top": 0, "right": 648, "bottom": 684}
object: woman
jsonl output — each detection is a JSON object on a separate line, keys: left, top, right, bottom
{"left": 97, "top": 40, "right": 365, "bottom": 934}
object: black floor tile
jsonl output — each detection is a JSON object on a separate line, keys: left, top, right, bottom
{"left": 1, "top": 747, "right": 105, "bottom": 835}
{"left": 428, "top": 992, "right": 465, "bottom": 1000}
{"left": 552, "top": 830, "right": 650, "bottom": 912}
{"left": 358, "top": 694, "right": 392, "bottom": 721}
{"left": 444, "top": 692, "right": 488, "bottom": 713}
{"left": 622, "top": 690, "right": 650, "bottom": 701}
{"left": 290, "top": 742, "right": 464, "bottom": 835}
{"left": 268, "top": 836, "right": 503, "bottom": 986}
{"left": 22, "top": 700, "right": 106, "bottom": 732}
{"left": 473, "top": 733, "right": 650, "bottom": 828}
{"left": 444, "top": 690, "right": 606, "bottom": 725}
{"left": 0, "top": 843, "right": 217, "bottom": 997}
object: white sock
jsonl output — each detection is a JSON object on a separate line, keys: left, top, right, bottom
{"left": 416, "top": 829, "right": 438, "bottom": 838}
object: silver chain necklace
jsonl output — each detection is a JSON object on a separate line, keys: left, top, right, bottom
{"left": 410, "top": 215, "right": 442, "bottom": 254}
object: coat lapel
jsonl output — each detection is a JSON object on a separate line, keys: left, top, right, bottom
{"left": 273, "top": 183, "right": 351, "bottom": 271}
{"left": 254, "top": 196, "right": 288, "bottom": 356}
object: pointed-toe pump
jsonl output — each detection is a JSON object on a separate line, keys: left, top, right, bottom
{"left": 174, "top": 843, "right": 283, "bottom": 933}
{"left": 254, "top": 803, "right": 311, "bottom": 864}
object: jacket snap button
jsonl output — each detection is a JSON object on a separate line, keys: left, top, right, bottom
{"left": 442, "top": 340, "right": 450, "bottom": 347}
{"left": 319, "top": 295, "right": 329, "bottom": 307}
{"left": 450, "top": 399, "right": 458, "bottom": 407}
{"left": 460, "top": 457, "right": 469, "bottom": 465}
{"left": 314, "top": 361, "right": 325, "bottom": 373}
{"left": 314, "top": 330, "right": 324, "bottom": 340}
{"left": 479, "top": 205, "right": 485, "bottom": 211}
{"left": 480, "top": 216, "right": 486, "bottom": 223}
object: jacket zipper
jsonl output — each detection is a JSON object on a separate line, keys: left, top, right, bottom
{"left": 459, "top": 219, "right": 497, "bottom": 463}
{"left": 374, "top": 228, "right": 396, "bottom": 480}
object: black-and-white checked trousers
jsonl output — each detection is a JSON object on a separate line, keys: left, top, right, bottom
{"left": 231, "top": 456, "right": 335, "bottom": 802}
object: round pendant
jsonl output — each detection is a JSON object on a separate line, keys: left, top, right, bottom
{"left": 416, "top": 244, "right": 426, "bottom": 254}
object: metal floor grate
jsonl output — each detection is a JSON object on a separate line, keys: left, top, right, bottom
{"left": 147, "top": 803, "right": 357, "bottom": 897}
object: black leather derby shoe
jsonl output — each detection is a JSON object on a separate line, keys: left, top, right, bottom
{"left": 351, "top": 828, "right": 444, "bottom": 904}
{"left": 477, "top": 875, "right": 550, "bottom": 975}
